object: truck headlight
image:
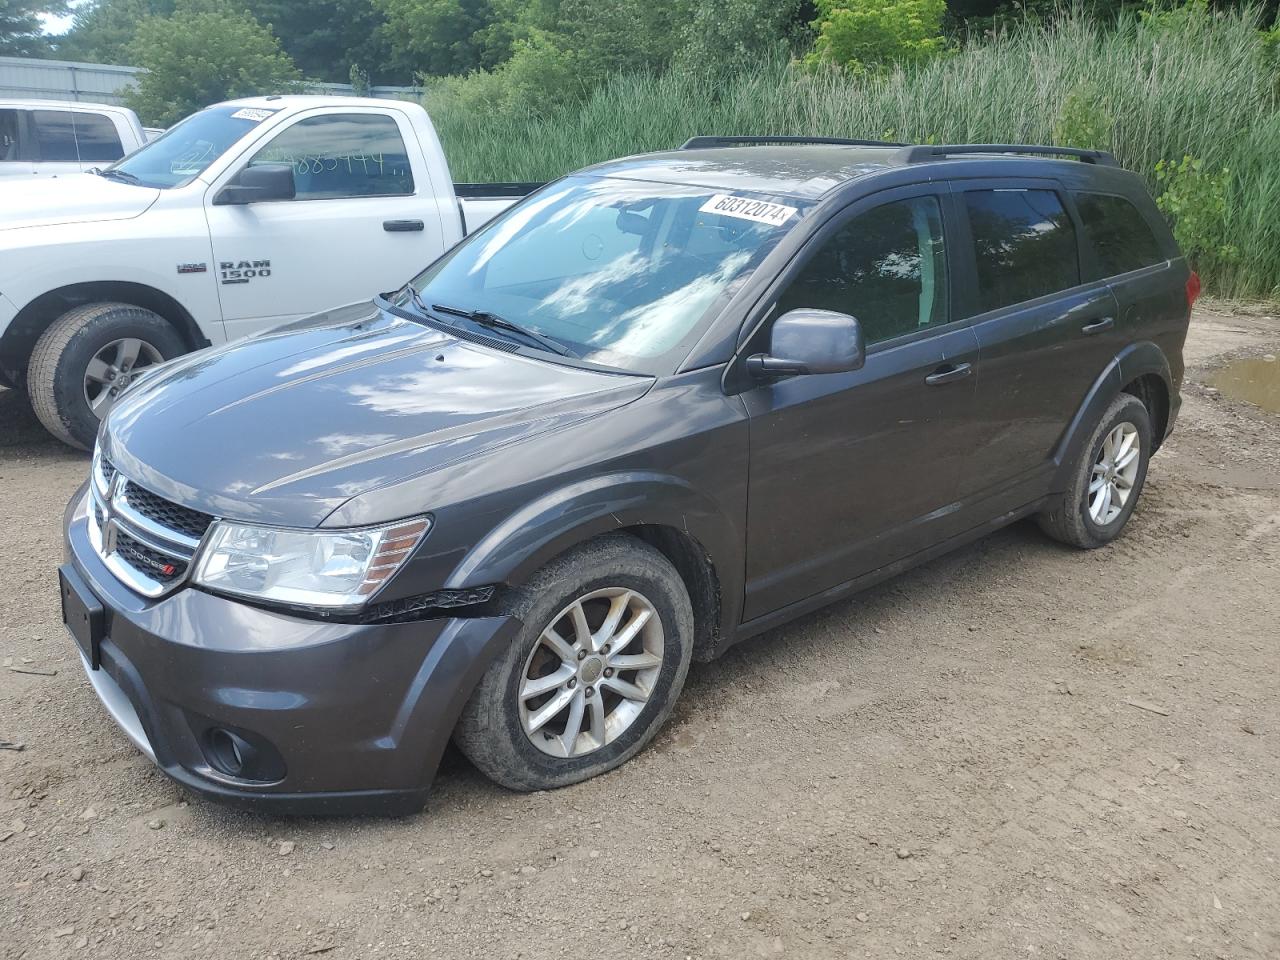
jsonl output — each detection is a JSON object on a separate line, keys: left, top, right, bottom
{"left": 192, "top": 517, "right": 430, "bottom": 611}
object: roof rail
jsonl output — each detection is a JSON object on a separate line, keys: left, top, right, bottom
{"left": 896, "top": 144, "right": 1118, "bottom": 166}
{"left": 681, "top": 135, "right": 906, "bottom": 150}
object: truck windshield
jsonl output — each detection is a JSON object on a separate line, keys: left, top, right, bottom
{"left": 408, "top": 175, "right": 805, "bottom": 375}
{"left": 106, "top": 105, "right": 281, "bottom": 188}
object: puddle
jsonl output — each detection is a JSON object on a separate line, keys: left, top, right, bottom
{"left": 1207, "top": 355, "right": 1280, "bottom": 413}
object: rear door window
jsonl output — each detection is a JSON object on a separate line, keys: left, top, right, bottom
{"left": 1075, "top": 192, "right": 1165, "bottom": 277}
{"left": 964, "top": 189, "right": 1080, "bottom": 313}
{"left": 30, "top": 111, "right": 80, "bottom": 162}
{"left": 245, "top": 113, "right": 415, "bottom": 200}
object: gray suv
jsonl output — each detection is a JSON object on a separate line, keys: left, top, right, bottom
{"left": 59, "top": 138, "right": 1195, "bottom": 813}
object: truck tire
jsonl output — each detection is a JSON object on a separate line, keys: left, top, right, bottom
{"left": 454, "top": 534, "right": 694, "bottom": 792}
{"left": 1037, "top": 392, "right": 1152, "bottom": 549}
{"left": 27, "top": 303, "right": 185, "bottom": 450}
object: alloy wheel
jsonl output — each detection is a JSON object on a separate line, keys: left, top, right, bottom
{"left": 1088, "top": 421, "right": 1141, "bottom": 525}
{"left": 518, "top": 587, "right": 665, "bottom": 758}
{"left": 83, "top": 338, "right": 163, "bottom": 418}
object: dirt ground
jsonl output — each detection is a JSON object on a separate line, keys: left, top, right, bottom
{"left": 1, "top": 304, "right": 1278, "bottom": 960}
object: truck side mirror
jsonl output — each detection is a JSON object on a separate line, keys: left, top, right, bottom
{"left": 213, "top": 163, "right": 296, "bottom": 205}
{"left": 746, "top": 308, "right": 866, "bottom": 378}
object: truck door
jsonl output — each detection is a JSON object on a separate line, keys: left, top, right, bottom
{"left": 203, "top": 107, "right": 448, "bottom": 340}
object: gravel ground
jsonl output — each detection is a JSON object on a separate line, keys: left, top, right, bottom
{"left": 1, "top": 305, "right": 1278, "bottom": 960}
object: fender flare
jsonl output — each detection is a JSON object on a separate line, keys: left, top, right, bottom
{"left": 444, "top": 470, "right": 743, "bottom": 638}
{"left": 1051, "top": 341, "right": 1172, "bottom": 490}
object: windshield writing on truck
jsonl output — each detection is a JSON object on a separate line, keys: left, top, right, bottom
{"left": 107, "top": 105, "right": 281, "bottom": 189}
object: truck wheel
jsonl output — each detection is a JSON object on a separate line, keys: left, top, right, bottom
{"left": 1038, "top": 393, "right": 1152, "bottom": 549}
{"left": 454, "top": 534, "right": 694, "bottom": 792}
{"left": 27, "top": 303, "right": 185, "bottom": 450}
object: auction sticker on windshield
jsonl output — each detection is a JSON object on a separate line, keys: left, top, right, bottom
{"left": 699, "top": 194, "right": 798, "bottom": 227}
{"left": 230, "top": 108, "right": 278, "bottom": 122}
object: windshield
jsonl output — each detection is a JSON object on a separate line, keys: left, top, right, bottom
{"left": 407, "top": 176, "right": 805, "bottom": 374}
{"left": 107, "top": 105, "right": 281, "bottom": 188}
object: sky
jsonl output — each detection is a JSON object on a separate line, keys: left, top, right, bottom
{"left": 40, "top": 10, "right": 77, "bottom": 35}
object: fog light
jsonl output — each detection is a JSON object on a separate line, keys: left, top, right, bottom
{"left": 207, "top": 728, "right": 248, "bottom": 776}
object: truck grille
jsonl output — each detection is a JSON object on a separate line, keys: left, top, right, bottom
{"left": 89, "top": 454, "right": 216, "bottom": 598}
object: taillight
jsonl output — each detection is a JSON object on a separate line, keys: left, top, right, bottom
{"left": 1185, "top": 271, "right": 1201, "bottom": 307}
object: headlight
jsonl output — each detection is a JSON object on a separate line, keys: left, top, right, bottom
{"left": 192, "top": 517, "right": 430, "bottom": 610}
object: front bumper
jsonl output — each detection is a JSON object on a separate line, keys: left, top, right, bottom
{"left": 62, "top": 484, "right": 519, "bottom": 815}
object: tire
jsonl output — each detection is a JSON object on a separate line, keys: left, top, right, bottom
{"left": 27, "top": 303, "right": 186, "bottom": 450}
{"left": 454, "top": 534, "right": 695, "bottom": 792}
{"left": 1038, "top": 392, "right": 1152, "bottom": 549}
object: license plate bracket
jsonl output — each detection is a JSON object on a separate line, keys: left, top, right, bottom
{"left": 59, "top": 565, "right": 104, "bottom": 670}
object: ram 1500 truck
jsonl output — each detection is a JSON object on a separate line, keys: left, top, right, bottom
{"left": 0, "top": 99, "right": 147, "bottom": 179}
{"left": 0, "top": 95, "right": 537, "bottom": 448}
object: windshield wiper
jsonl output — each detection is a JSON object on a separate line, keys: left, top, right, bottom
{"left": 98, "top": 168, "right": 142, "bottom": 185}
{"left": 431, "top": 302, "right": 576, "bottom": 358}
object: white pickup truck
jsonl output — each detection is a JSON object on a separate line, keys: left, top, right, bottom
{"left": 0, "top": 95, "right": 537, "bottom": 448}
{"left": 0, "top": 99, "right": 148, "bottom": 179}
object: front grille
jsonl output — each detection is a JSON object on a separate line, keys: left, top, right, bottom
{"left": 91, "top": 456, "right": 216, "bottom": 598}
{"left": 121, "top": 482, "right": 214, "bottom": 541}
{"left": 115, "top": 530, "right": 188, "bottom": 584}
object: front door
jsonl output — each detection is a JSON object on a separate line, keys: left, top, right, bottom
{"left": 204, "top": 109, "right": 447, "bottom": 340}
{"left": 741, "top": 187, "right": 979, "bottom": 621}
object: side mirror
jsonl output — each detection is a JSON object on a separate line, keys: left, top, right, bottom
{"left": 747, "top": 308, "right": 866, "bottom": 378}
{"left": 213, "top": 163, "right": 296, "bottom": 205}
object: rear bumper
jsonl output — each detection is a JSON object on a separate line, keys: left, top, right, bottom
{"left": 62, "top": 484, "right": 520, "bottom": 815}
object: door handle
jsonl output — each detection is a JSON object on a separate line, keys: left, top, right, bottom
{"left": 383, "top": 219, "right": 425, "bottom": 232}
{"left": 1081, "top": 316, "right": 1115, "bottom": 336}
{"left": 925, "top": 362, "right": 972, "bottom": 386}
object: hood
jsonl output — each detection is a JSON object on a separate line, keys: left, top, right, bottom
{"left": 104, "top": 303, "right": 651, "bottom": 527}
{"left": 0, "top": 174, "right": 160, "bottom": 232}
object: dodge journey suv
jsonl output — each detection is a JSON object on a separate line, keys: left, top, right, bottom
{"left": 60, "top": 137, "right": 1195, "bottom": 813}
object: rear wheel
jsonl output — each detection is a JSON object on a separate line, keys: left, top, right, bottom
{"left": 454, "top": 535, "right": 694, "bottom": 791}
{"left": 1038, "top": 393, "right": 1152, "bottom": 548}
{"left": 27, "top": 302, "right": 185, "bottom": 450}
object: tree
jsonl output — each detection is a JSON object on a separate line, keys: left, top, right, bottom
{"left": 806, "top": 0, "right": 947, "bottom": 73}
{"left": 371, "top": 0, "right": 500, "bottom": 76}
{"left": 2, "top": 0, "right": 66, "bottom": 57}
{"left": 244, "top": 0, "right": 407, "bottom": 84}
{"left": 56, "top": 0, "right": 176, "bottom": 64}
{"left": 124, "top": 0, "right": 300, "bottom": 126}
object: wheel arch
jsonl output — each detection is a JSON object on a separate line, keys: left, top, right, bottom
{"left": 0, "top": 282, "right": 208, "bottom": 384}
{"left": 445, "top": 472, "right": 740, "bottom": 662}
{"left": 1051, "top": 341, "right": 1173, "bottom": 490}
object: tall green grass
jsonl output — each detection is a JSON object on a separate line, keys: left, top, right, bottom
{"left": 429, "top": 9, "right": 1280, "bottom": 299}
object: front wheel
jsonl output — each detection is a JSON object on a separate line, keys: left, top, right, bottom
{"left": 454, "top": 534, "right": 694, "bottom": 791}
{"left": 27, "top": 302, "right": 186, "bottom": 450}
{"left": 1038, "top": 392, "right": 1152, "bottom": 549}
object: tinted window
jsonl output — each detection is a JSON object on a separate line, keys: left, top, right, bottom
{"left": 31, "top": 111, "right": 79, "bottom": 162}
{"left": 0, "top": 109, "right": 19, "bottom": 162}
{"left": 1075, "top": 192, "right": 1164, "bottom": 277}
{"left": 775, "top": 196, "right": 948, "bottom": 346}
{"left": 965, "top": 189, "right": 1079, "bottom": 312}
{"left": 248, "top": 114, "right": 414, "bottom": 199}
{"left": 72, "top": 111, "right": 124, "bottom": 162}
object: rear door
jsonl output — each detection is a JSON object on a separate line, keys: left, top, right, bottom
{"left": 948, "top": 180, "right": 1121, "bottom": 508}
{"left": 1073, "top": 190, "right": 1188, "bottom": 401}
{"left": 203, "top": 107, "right": 447, "bottom": 339}
{"left": 741, "top": 184, "right": 980, "bottom": 621}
